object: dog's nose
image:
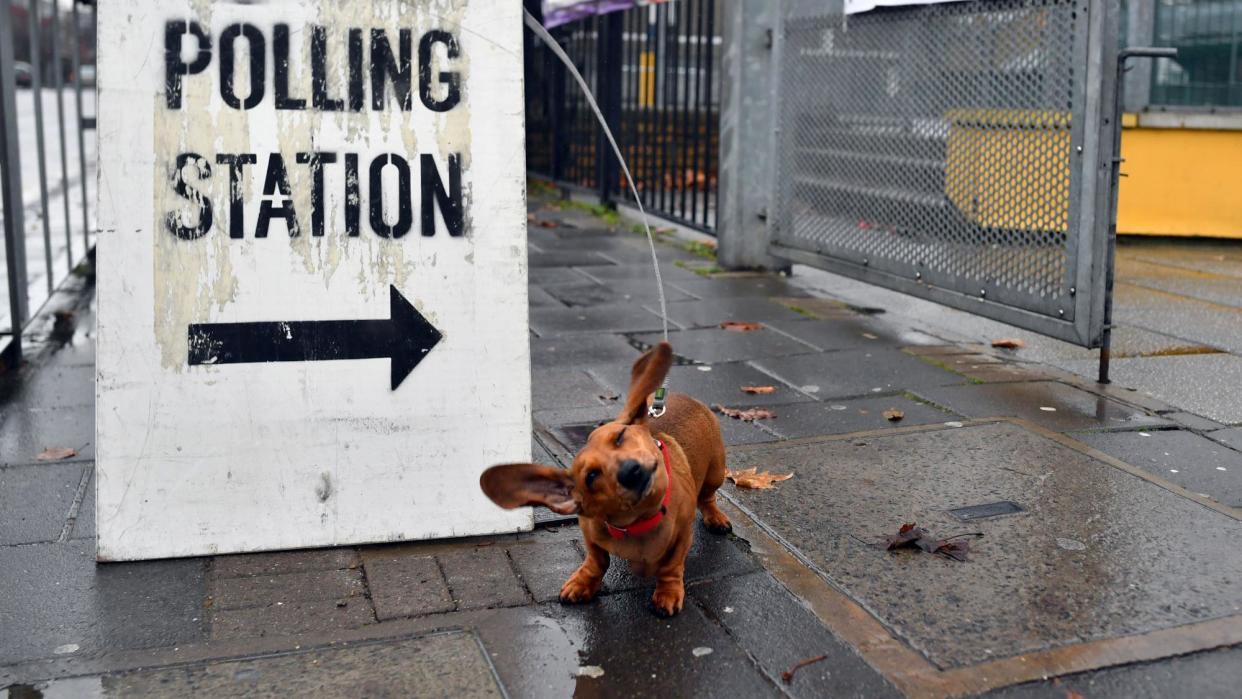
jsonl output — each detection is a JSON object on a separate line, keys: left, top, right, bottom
{"left": 617, "top": 459, "right": 651, "bottom": 492}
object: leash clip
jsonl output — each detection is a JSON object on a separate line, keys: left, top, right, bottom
{"left": 648, "top": 386, "right": 667, "bottom": 419}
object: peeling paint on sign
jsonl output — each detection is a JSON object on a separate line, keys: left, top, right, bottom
{"left": 97, "top": 0, "right": 531, "bottom": 561}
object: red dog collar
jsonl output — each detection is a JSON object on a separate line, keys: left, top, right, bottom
{"left": 606, "top": 440, "right": 671, "bottom": 540}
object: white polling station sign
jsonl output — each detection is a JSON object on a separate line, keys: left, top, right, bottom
{"left": 95, "top": 0, "right": 531, "bottom": 560}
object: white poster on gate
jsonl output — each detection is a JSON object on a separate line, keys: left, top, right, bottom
{"left": 846, "top": 0, "right": 972, "bottom": 14}
{"left": 95, "top": 0, "right": 531, "bottom": 560}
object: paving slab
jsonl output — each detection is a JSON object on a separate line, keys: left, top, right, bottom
{"left": 767, "top": 318, "right": 943, "bottom": 351}
{"left": 0, "top": 540, "right": 207, "bottom": 666}
{"left": 1163, "top": 411, "right": 1226, "bottom": 432}
{"left": 438, "top": 546, "right": 530, "bottom": 610}
{"left": 1058, "top": 353, "right": 1242, "bottom": 424}
{"left": 2, "top": 364, "right": 95, "bottom": 410}
{"left": 507, "top": 538, "right": 582, "bottom": 603}
{"left": 528, "top": 250, "right": 615, "bottom": 268}
{"left": 211, "top": 548, "right": 359, "bottom": 579}
{"left": 914, "top": 381, "right": 1170, "bottom": 432}
{"left": 0, "top": 405, "right": 95, "bottom": 466}
{"left": 724, "top": 422, "right": 1242, "bottom": 669}
{"left": 36, "top": 631, "right": 502, "bottom": 698}
{"left": 361, "top": 552, "right": 454, "bottom": 620}
{"left": 695, "top": 571, "right": 900, "bottom": 698}
{"left": 532, "top": 368, "right": 614, "bottom": 411}
{"left": 575, "top": 262, "right": 704, "bottom": 284}
{"left": 0, "top": 463, "right": 84, "bottom": 545}
{"left": 669, "top": 276, "right": 811, "bottom": 299}
{"left": 921, "top": 354, "right": 1061, "bottom": 384}
{"left": 752, "top": 348, "right": 966, "bottom": 399}
{"left": 1072, "top": 429, "right": 1242, "bottom": 507}
{"left": 529, "top": 333, "right": 640, "bottom": 371}
{"left": 526, "top": 284, "right": 565, "bottom": 308}
{"left": 528, "top": 266, "right": 591, "bottom": 286}
{"left": 541, "top": 279, "right": 697, "bottom": 307}
{"left": 656, "top": 297, "right": 809, "bottom": 329}
{"left": 752, "top": 395, "right": 959, "bottom": 439}
{"left": 589, "top": 362, "right": 816, "bottom": 409}
{"left": 209, "top": 597, "right": 375, "bottom": 641}
{"left": 207, "top": 568, "right": 365, "bottom": 611}
{"left": 1211, "top": 427, "right": 1242, "bottom": 451}
{"left": 545, "top": 588, "right": 783, "bottom": 698}
{"left": 529, "top": 303, "right": 670, "bottom": 337}
{"left": 632, "top": 327, "right": 817, "bottom": 364}
{"left": 983, "top": 643, "right": 1242, "bottom": 699}
{"left": 1112, "top": 282, "right": 1242, "bottom": 355}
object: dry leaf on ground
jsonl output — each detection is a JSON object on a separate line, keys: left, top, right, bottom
{"left": 720, "top": 321, "right": 764, "bottom": 332}
{"left": 991, "top": 337, "right": 1026, "bottom": 349}
{"left": 727, "top": 467, "right": 794, "bottom": 490}
{"left": 36, "top": 447, "right": 77, "bottom": 461}
{"left": 882, "top": 409, "right": 904, "bottom": 422}
{"left": 741, "top": 385, "right": 776, "bottom": 395}
{"left": 536, "top": 219, "right": 560, "bottom": 229}
{"left": 781, "top": 654, "right": 829, "bottom": 683}
{"left": 883, "top": 522, "right": 980, "bottom": 562}
{"left": 714, "top": 404, "right": 777, "bottom": 421}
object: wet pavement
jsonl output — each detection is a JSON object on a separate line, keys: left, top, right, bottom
{"left": 3, "top": 195, "right": 1242, "bottom": 697}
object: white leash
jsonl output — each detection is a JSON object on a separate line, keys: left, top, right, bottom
{"left": 523, "top": 10, "right": 671, "bottom": 417}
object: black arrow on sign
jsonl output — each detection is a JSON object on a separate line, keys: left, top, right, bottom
{"left": 187, "top": 285, "right": 442, "bottom": 390}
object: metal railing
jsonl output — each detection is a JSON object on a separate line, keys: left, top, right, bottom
{"left": 525, "top": 0, "right": 722, "bottom": 233}
{"left": 0, "top": 0, "right": 96, "bottom": 367}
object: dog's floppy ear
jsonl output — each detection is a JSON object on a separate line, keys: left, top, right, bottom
{"left": 618, "top": 342, "right": 673, "bottom": 425}
{"left": 480, "top": 464, "right": 578, "bottom": 515}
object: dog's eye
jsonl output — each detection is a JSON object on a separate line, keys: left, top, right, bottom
{"left": 585, "top": 469, "right": 601, "bottom": 489}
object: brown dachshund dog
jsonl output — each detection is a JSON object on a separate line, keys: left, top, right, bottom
{"left": 480, "top": 342, "right": 731, "bottom": 616}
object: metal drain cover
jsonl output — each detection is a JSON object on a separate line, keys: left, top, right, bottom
{"left": 947, "top": 500, "right": 1025, "bottom": 521}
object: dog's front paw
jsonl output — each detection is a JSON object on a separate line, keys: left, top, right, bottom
{"left": 559, "top": 572, "right": 603, "bottom": 604}
{"left": 702, "top": 512, "right": 732, "bottom": 535}
{"left": 650, "top": 584, "right": 684, "bottom": 617}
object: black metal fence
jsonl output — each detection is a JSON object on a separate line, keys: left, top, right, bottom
{"left": 0, "top": 0, "right": 96, "bottom": 366}
{"left": 525, "top": 0, "right": 722, "bottom": 233}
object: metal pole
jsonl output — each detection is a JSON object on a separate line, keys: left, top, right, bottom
{"left": 29, "top": 0, "right": 56, "bottom": 295}
{"left": 51, "top": 0, "right": 75, "bottom": 269}
{"left": 70, "top": 0, "right": 90, "bottom": 251}
{"left": 1099, "top": 47, "right": 1177, "bottom": 384}
{"left": 1, "top": 0, "right": 30, "bottom": 363}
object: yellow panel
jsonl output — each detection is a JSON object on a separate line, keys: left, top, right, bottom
{"left": 943, "top": 109, "right": 1071, "bottom": 231}
{"left": 1118, "top": 125, "right": 1242, "bottom": 239}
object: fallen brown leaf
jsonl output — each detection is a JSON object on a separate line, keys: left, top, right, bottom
{"left": 37, "top": 447, "right": 77, "bottom": 461}
{"left": 991, "top": 337, "right": 1026, "bottom": 349}
{"left": 883, "top": 409, "right": 904, "bottom": 422}
{"left": 714, "top": 404, "right": 777, "bottom": 421}
{"left": 720, "top": 321, "right": 764, "bottom": 332}
{"left": 781, "top": 654, "right": 829, "bottom": 683}
{"left": 727, "top": 467, "right": 794, "bottom": 490}
{"left": 536, "top": 219, "right": 560, "bottom": 229}
{"left": 883, "top": 522, "right": 981, "bottom": 562}
{"left": 740, "top": 385, "right": 776, "bottom": 395}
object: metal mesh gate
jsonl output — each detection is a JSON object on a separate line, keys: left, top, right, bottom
{"left": 770, "top": 0, "right": 1120, "bottom": 346}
